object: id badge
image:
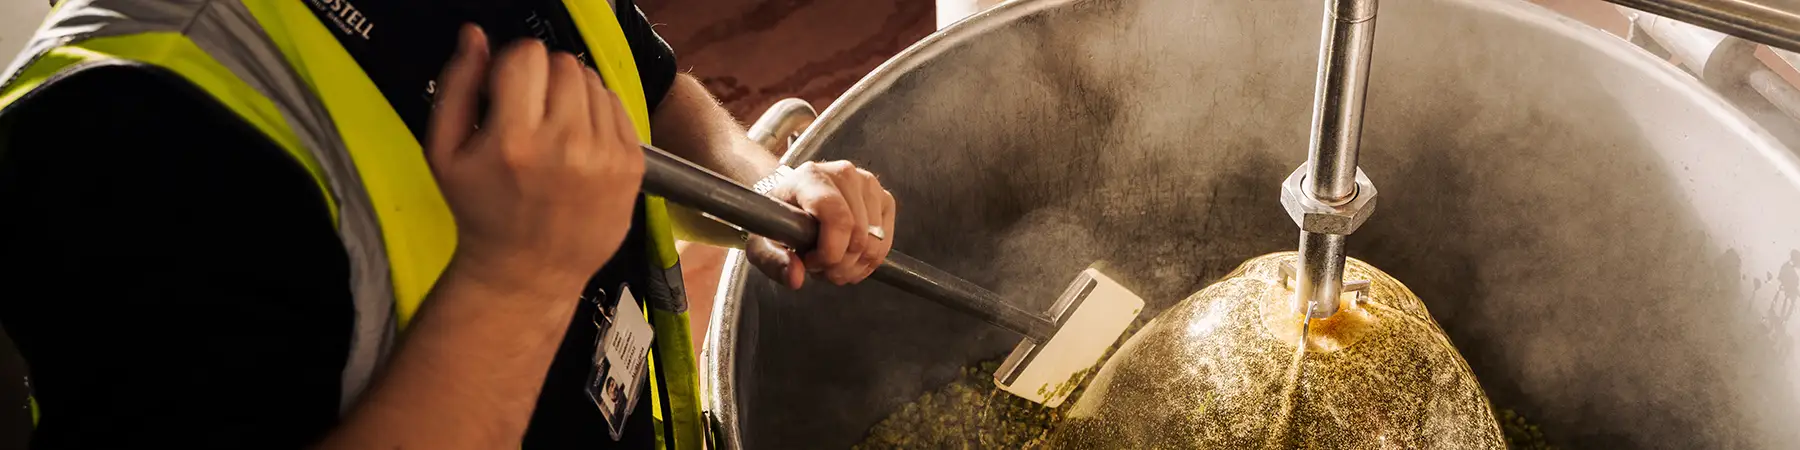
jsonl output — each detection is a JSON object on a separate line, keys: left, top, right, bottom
{"left": 587, "top": 284, "right": 654, "bottom": 441}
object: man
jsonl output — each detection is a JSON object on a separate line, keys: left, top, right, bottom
{"left": 0, "top": 0, "right": 894, "bottom": 448}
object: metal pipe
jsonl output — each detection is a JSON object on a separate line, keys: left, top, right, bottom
{"left": 745, "top": 98, "right": 817, "bottom": 151}
{"left": 1293, "top": 0, "right": 1379, "bottom": 319}
{"left": 639, "top": 143, "right": 1060, "bottom": 341}
{"left": 1747, "top": 67, "right": 1800, "bottom": 120}
{"left": 872, "top": 252, "right": 1057, "bottom": 341}
{"left": 1305, "top": 0, "right": 1378, "bottom": 203}
{"left": 1625, "top": 6, "right": 1734, "bottom": 74}
{"left": 1296, "top": 231, "right": 1347, "bottom": 317}
{"left": 1603, "top": 0, "right": 1800, "bottom": 55}
{"left": 1623, "top": 6, "right": 1800, "bottom": 131}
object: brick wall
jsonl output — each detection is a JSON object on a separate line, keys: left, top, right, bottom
{"left": 640, "top": 0, "right": 936, "bottom": 120}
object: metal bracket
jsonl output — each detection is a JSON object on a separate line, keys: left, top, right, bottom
{"left": 1280, "top": 261, "right": 1371, "bottom": 313}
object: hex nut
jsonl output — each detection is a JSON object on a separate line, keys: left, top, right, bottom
{"left": 1279, "top": 165, "right": 1378, "bottom": 235}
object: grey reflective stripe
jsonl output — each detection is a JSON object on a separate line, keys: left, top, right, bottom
{"left": 3, "top": 0, "right": 399, "bottom": 413}
{"left": 1, "top": 0, "right": 183, "bottom": 81}
{"left": 194, "top": 0, "right": 397, "bottom": 413}
{"left": 646, "top": 262, "right": 689, "bottom": 313}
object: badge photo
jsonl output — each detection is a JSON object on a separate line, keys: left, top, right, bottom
{"left": 587, "top": 284, "right": 654, "bottom": 441}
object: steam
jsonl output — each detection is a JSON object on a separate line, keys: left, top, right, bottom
{"left": 736, "top": 0, "right": 1800, "bottom": 447}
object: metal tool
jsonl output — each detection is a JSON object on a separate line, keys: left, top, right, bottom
{"left": 1621, "top": 4, "right": 1800, "bottom": 142}
{"left": 1602, "top": 0, "right": 1800, "bottom": 54}
{"left": 1276, "top": 0, "right": 1800, "bottom": 321}
{"left": 640, "top": 143, "right": 1144, "bottom": 407}
{"left": 698, "top": 0, "right": 1800, "bottom": 446}
{"left": 1281, "top": 0, "right": 1381, "bottom": 319}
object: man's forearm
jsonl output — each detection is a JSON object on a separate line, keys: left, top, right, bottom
{"left": 318, "top": 257, "right": 587, "bottom": 449}
{"left": 650, "top": 74, "right": 780, "bottom": 184}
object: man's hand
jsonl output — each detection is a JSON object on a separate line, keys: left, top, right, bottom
{"left": 747, "top": 161, "right": 896, "bottom": 289}
{"left": 426, "top": 25, "right": 644, "bottom": 290}
{"left": 319, "top": 25, "right": 646, "bottom": 450}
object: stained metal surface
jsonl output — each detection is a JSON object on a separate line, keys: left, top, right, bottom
{"left": 1049, "top": 253, "right": 1504, "bottom": 449}
{"left": 703, "top": 0, "right": 1800, "bottom": 448}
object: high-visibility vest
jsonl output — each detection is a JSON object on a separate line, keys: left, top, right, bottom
{"left": 0, "top": 0, "right": 704, "bottom": 448}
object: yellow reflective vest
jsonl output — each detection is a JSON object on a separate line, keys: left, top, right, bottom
{"left": 0, "top": 0, "right": 704, "bottom": 448}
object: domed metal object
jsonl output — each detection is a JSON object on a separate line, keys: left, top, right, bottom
{"left": 700, "top": 0, "right": 1800, "bottom": 448}
{"left": 1048, "top": 252, "right": 1504, "bottom": 449}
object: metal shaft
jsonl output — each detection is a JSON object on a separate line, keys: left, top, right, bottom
{"left": 1296, "top": 231, "right": 1348, "bottom": 317}
{"left": 1297, "top": 0, "right": 1378, "bottom": 318}
{"left": 1604, "top": 0, "right": 1800, "bottom": 55}
{"left": 639, "top": 143, "right": 1060, "bottom": 341}
{"left": 1747, "top": 67, "right": 1800, "bottom": 121}
{"left": 1306, "top": 0, "right": 1376, "bottom": 203}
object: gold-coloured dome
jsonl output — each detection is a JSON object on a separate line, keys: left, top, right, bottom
{"left": 1049, "top": 252, "right": 1504, "bottom": 449}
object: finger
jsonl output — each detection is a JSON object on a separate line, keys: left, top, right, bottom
{"left": 584, "top": 69, "right": 616, "bottom": 149}
{"left": 794, "top": 176, "right": 854, "bottom": 282}
{"left": 858, "top": 169, "right": 886, "bottom": 242}
{"left": 846, "top": 186, "right": 896, "bottom": 280}
{"left": 603, "top": 81, "right": 646, "bottom": 184}
{"left": 426, "top": 24, "right": 490, "bottom": 163}
{"left": 746, "top": 237, "right": 805, "bottom": 290}
{"left": 829, "top": 165, "right": 872, "bottom": 259}
{"left": 544, "top": 51, "right": 591, "bottom": 153}
{"left": 785, "top": 251, "right": 806, "bottom": 289}
{"left": 848, "top": 176, "right": 891, "bottom": 283}
{"left": 824, "top": 168, "right": 873, "bottom": 284}
{"left": 861, "top": 189, "right": 897, "bottom": 281}
{"left": 484, "top": 38, "right": 551, "bottom": 135}
{"left": 609, "top": 87, "right": 640, "bottom": 149}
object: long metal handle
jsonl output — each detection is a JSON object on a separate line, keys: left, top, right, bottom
{"left": 640, "top": 144, "right": 1058, "bottom": 341}
{"left": 1290, "top": 0, "right": 1380, "bottom": 319}
{"left": 1603, "top": 0, "right": 1800, "bottom": 55}
{"left": 1306, "top": 0, "right": 1378, "bottom": 203}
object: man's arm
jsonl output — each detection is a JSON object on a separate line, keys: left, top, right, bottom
{"left": 644, "top": 75, "right": 791, "bottom": 254}
{"left": 648, "top": 75, "right": 899, "bottom": 287}
{"left": 0, "top": 28, "right": 626, "bottom": 450}
{"left": 317, "top": 256, "right": 587, "bottom": 449}
{"left": 649, "top": 74, "right": 780, "bottom": 185}
{"left": 318, "top": 27, "right": 645, "bottom": 449}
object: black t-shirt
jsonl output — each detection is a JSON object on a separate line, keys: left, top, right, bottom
{"left": 0, "top": 1, "right": 677, "bottom": 448}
